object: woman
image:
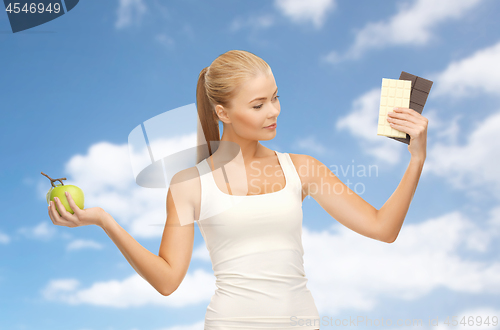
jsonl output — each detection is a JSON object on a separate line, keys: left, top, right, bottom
{"left": 48, "top": 50, "right": 428, "bottom": 330}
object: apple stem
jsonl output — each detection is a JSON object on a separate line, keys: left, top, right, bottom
{"left": 40, "top": 172, "right": 67, "bottom": 187}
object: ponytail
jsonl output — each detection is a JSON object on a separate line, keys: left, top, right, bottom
{"left": 196, "top": 67, "right": 220, "bottom": 164}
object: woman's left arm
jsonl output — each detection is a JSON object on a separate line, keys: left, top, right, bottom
{"left": 377, "top": 157, "right": 425, "bottom": 242}
{"left": 294, "top": 107, "right": 428, "bottom": 244}
{"left": 378, "top": 106, "right": 428, "bottom": 242}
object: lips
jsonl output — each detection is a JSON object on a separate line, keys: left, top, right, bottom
{"left": 265, "top": 123, "right": 277, "bottom": 128}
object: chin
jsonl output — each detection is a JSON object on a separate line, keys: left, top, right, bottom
{"left": 260, "top": 133, "right": 276, "bottom": 141}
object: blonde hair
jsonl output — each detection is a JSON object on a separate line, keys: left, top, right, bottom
{"left": 196, "top": 50, "right": 272, "bottom": 164}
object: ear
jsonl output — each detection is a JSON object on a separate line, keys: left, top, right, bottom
{"left": 215, "top": 104, "right": 231, "bottom": 124}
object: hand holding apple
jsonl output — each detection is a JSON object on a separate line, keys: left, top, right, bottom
{"left": 42, "top": 172, "right": 105, "bottom": 228}
{"left": 41, "top": 172, "right": 84, "bottom": 214}
{"left": 48, "top": 191, "right": 105, "bottom": 227}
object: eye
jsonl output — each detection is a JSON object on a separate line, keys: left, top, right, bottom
{"left": 253, "top": 95, "right": 279, "bottom": 109}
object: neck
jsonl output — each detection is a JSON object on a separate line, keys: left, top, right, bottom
{"left": 215, "top": 130, "right": 263, "bottom": 164}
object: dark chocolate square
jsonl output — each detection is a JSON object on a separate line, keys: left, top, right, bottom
{"left": 399, "top": 71, "right": 417, "bottom": 85}
{"left": 414, "top": 77, "right": 433, "bottom": 92}
{"left": 410, "top": 89, "right": 428, "bottom": 106}
{"left": 409, "top": 102, "right": 424, "bottom": 113}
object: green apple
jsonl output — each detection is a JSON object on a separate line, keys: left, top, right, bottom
{"left": 49, "top": 185, "right": 84, "bottom": 215}
{"left": 46, "top": 183, "right": 62, "bottom": 204}
{"left": 41, "top": 172, "right": 85, "bottom": 216}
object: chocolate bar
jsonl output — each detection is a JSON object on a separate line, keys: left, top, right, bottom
{"left": 377, "top": 78, "right": 412, "bottom": 139}
{"left": 388, "top": 71, "right": 433, "bottom": 144}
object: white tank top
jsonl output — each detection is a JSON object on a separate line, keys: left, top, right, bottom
{"left": 194, "top": 150, "right": 321, "bottom": 330}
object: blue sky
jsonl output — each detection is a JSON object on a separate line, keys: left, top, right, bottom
{"left": 1, "top": 0, "right": 500, "bottom": 329}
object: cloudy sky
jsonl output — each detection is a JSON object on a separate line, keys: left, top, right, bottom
{"left": 1, "top": 0, "right": 500, "bottom": 329}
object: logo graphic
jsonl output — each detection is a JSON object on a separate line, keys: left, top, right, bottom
{"left": 128, "top": 103, "right": 246, "bottom": 226}
{"left": 3, "top": 0, "right": 79, "bottom": 33}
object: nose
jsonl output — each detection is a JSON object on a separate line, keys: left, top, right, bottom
{"left": 271, "top": 101, "right": 280, "bottom": 115}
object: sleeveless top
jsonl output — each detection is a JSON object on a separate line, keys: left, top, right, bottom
{"left": 194, "top": 150, "right": 321, "bottom": 330}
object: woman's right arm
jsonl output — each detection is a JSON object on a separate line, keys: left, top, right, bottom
{"left": 49, "top": 170, "right": 196, "bottom": 296}
{"left": 99, "top": 173, "right": 196, "bottom": 296}
{"left": 99, "top": 209, "right": 181, "bottom": 296}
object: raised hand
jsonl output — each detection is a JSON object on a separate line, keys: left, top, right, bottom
{"left": 387, "top": 107, "right": 428, "bottom": 161}
{"left": 48, "top": 191, "right": 105, "bottom": 228}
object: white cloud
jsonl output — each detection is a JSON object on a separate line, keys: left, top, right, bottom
{"left": 431, "top": 40, "right": 500, "bottom": 98}
{"left": 229, "top": 0, "right": 335, "bottom": 32}
{"left": 67, "top": 239, "right": 104, "bottom": 251}
{"left": 423, "top": 110, "right": 500, "bottom": 200}
{"left": 159, "top": 320, "right": 205, "bottom": 330}
{"left": 0, "top": 230, "right": 10, "bottom": 244}
{"left": 41, "top": 268, "right": 216, "bottom": 307}
{"left": 336, "top": 89, "right": 379, "bottom": 141}
{"left": 274, "top": 0, "right": 336, "bottom": 29}
{"left": 423, "top": 108, "right": 463, "bottom": 145}
{"left": 303, "top": 208, "right": 500, "bottom": 315}
{"left": 192, "top": 243, "right": 210, "bottom": 262}
{"left": 155, "top": 33, "right": 175, "bottom": 49}
{"left": 42, "top": 278, "right": 80, "bottom": 297}
{"left": 294, "top": 136, "right": 328, "bottom": 155}
{"left": 323, "top": 0, "right": 483, "bottom": 63}
{"left": 180, "top": 23, "right": 195, "bottom": 40}
{"left": 335, "top": 88, "right": 406, "bottom": 164}
{"left": 17, "top": 221, "right": 57, "bottom": 241}
{"left": 229, "top": 14, "right": 275, "bottom": 32}
{"left": 115, "top": 0, "right": 148, "bottom": 30}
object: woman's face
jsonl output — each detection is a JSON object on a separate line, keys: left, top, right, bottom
{"left": 216, "top": 72, "right": 280, "bottom": 142}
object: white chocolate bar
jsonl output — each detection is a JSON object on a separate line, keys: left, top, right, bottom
{"left": 377, "top": 78, "right": 411, "bottom": 138}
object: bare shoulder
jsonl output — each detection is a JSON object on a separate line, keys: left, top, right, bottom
{"left": 288, "top": 153, "right": 332, "bottom": 196}
{"left": 288, "top": 152, "right": 316, "bottom": 179}
{"left": 288, "top": 153, "right": 326, "bottom": 171}
{"left": 169, "top": 165, "right": 202, "bottom": 217}
{"left": 170, "top": 165, "right": 201, "bottom": 184}
{"left": 288, "top": 152, "right": 309, "bottom": 163}
{"left": 287, "top": 153, "right": 314, "bottom": 198}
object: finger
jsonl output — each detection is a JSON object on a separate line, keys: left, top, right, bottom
{"left": 388, "top": 116, "right": 416, "bottom": 129}
{"left": 394, "top": 107, "right": 427, "bottom": 123}
{"left": 391, "top": 109, "right": 428, "bottom": 132}
{"left": 388, "top": 120, "right": 417, "bottom": 136}
{"left": 393, "top": 107, "right": 420, "bottom": 117}
{"left": 49, "top": 200, "right": 62, "bottom": 223}
{"left": 390, "top": 108, "right": 423, "bottom": 125}
{"left": 48, "top": 203, "right": 55, "bottom": 224}
{"left": 49, "top": 200, "right": 72, "bottom": 226}
{"left": 64, "top": 191, "right": 80, "bottom": 214}
{"left": 53, "top": 197, "right": 70, "bottom": 219}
